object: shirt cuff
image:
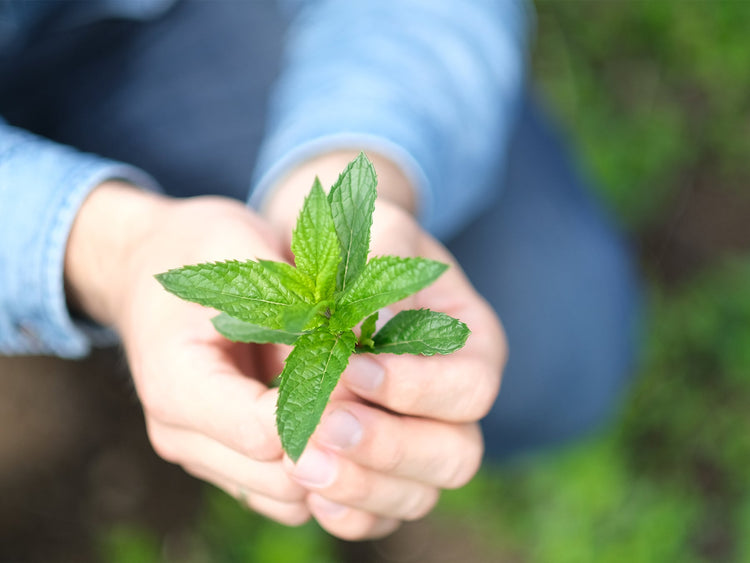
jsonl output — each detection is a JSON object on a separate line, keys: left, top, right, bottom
{"left": 0, "top": 129, "right": 160, "bottom": 358}
{"left": 248, "top": 133, "right": 432, "bottom": 222}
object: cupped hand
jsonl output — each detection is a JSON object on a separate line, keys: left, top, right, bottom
{"left": 263, "top": 154, "right": 507, "bottom": 540}
{"left": 66, "top": 185, "right": 314, "bottom": 526}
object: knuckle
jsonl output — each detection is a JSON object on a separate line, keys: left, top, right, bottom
{"left": 441, "top": 459, "right": 465, "bottom": 489}
{"left": 379, "top": 432, "right": 407, "bottom": 474}
{"left": 387, "top": 371, "right": 423, "bottom": 414}
{"left": 335, "top": 518, "right": 386, "bottom": 542}
{"left": 403, "top": 488, "right": 440, "bottom": 521}
{"left": 368, "top": 518, "right": 402, "bottom": 540}
{"left": 343, "top": 472, "right": 375, "bottom": 505}
{"left": 273, "top": 504, "right": 312, "bottom": 527}
{"left": 263, "top": 479, "right": 307, "bottom": 503}
{"left": 248, "top": 495, "right": 311, "bottom": 527}
{"left": 234, "top": 418, "right": 281, "bottom": 461}
{"left": 183, "top": 464, "right": 214, "bottom": 486}
{"left": 146, "top": 426, "right": 179, "bottom": 465}
{"left": 137, "top": 376, "right": 176, "bottom": 424}
{"left": 444, "top": 428, "right": 483, "bottom": 489}
{"left": 333, "top": 526, "right": 369, "bottom": 542}
{"left": 462, "top": 365, "right": 500, "bottom": 421}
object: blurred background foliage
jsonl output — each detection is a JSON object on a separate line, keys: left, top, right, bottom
{"left": 100, "top": 2, "right": 750, "bottom": 561}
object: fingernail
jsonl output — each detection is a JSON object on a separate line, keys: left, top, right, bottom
{"left": 291, "top": 449, "right": 337, "bottom": 488}
{"left": 310, "top": 493, "right": 349, "bottom": 518}
{"left": 318, "top": 410, "right": 363, "bottom": 450}
{"left": 345, "top": 356, "right": 384, "bottom": 391}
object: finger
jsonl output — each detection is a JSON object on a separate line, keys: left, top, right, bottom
{"left": 307, "top": 493, "right": 401, "bottom": 541}
{"left": 312, "top": 403, "right": 483, "bottom": 489}
{"left": 137, "top": 330, "right": 284, "bottom": 461}
{"left": 242, "top": 491, "right": 311, "bottom": 527}
{"left": 210, "top": 478, "right": 311, "bottom": 527}
{"left": 414, "top": 231, "right": 506, "bottom": 371}
{"left": 284, "top": 447, "right": 440, "bottom": 521}
{"left": 342, "top": 229, "right": 506, "bottom": 421}
{"left": 342, "top": 343, "right": 501, "bottom": 422}
{"left": 147, "top": 420, "right": 307, "bottom": 502}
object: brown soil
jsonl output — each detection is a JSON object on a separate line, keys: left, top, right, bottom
{"left": 639, "top": 172, "right": 750, "bottom": 286}
{"left": 0, "top": 350, "right": 201, "bottom": 563}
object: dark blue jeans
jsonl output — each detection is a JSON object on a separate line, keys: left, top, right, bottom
{"left": 0, "top": 1, "right": 640, "bottom": 461}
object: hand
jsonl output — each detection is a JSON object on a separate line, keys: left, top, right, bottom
{"left": 263, "top": 153, "right": 507, "bottom": 539}
{"left": 65, "top": 183, "right": 313, "bottom": 526}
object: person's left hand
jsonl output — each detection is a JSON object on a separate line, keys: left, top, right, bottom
{"left": 262, "top": 152, "right": 507, "bottom": 540}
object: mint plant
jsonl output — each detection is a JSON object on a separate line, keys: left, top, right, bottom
{"left": 155, "top": 154, "right": 469, "bottom": 461}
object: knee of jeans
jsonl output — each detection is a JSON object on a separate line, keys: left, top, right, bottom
{"left": 482, "top": 233, "right": 642, "bottom": 461}
{"left": 482, "top": 360, "right": 634, "bottom": 463}
{"left": 552, "top": 238, "right": 641, "bottom": 438}
{"left": 481, "top": 353, "right": 636, "bottom": 462}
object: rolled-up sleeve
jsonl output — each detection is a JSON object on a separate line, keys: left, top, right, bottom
{"left": 0, "top": 119, "right": 159, "bottom": 358}
{"left": 250, "top": 0, "right": 531, "bottom": 239}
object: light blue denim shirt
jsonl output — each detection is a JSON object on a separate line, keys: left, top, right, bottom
{"left": 0, "top": 0, "right": 530, "bottom": 358}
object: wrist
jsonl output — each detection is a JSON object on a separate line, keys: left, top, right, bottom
{"left": 64, "top": 181, "right": 169, "bottom": 327}
{"left": 262, "top": 150, "right": 417, "bottom": 236}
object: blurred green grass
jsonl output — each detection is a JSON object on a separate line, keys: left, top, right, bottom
{"left": 100, "top": 2, "right": 750, "bottom": 561}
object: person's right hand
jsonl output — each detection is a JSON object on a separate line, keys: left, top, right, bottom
{"left": 65, "top": 183, "right": 313, "bottom": 525}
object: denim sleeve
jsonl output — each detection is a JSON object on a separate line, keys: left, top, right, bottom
{"left": 0, "top": 119, "right": 160, "bottom": 358}
{"left": 250, "top": 0, "right": 532, "bottom": 239}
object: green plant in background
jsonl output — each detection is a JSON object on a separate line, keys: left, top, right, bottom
{"left": 533, "top": 1, "right": 750, "bottom": 231}
{"left": 156, "top": 153, "right": 469, "bottom": 461}
{"left": 100, "top": 488, "right": 338, "bottom": 563}
{"left": 100, "top": 526, "right": 162, "bottom": 563}
{"left": 195, "top": 489, "right": 338, "bottom": 563}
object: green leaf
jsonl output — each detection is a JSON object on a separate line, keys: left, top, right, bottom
{"left": 212, "top": 313, "right": 301, "bottom": 345}
{"left": 290, "top": 178, "right": 340, "bottom": 301}
{"left": 279, "top": 302, "right": 328, "bottom": 332}
{"left": 258, "top": 260, "right": 315, "bottom": 302}
{"left": 276, "top": 329, "right": 356, "bottom": 461}
{"left": 155, "top": 260, "right": 306, "bottom": 330}
{"left": 357, "top": 312, "right": 379, "bottom": 351}
{"left": 371, "top": 309, "right": 470, "bottom": 355}
{"left": 331, "top": 256, "right": 448, "bottom": 330}
{"left": 328, "top": 152, "right": 377, "bottom": 294}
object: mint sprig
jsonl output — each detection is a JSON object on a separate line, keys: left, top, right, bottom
{"left": 155, "top": 153, "right": 470, "bottom": 461}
